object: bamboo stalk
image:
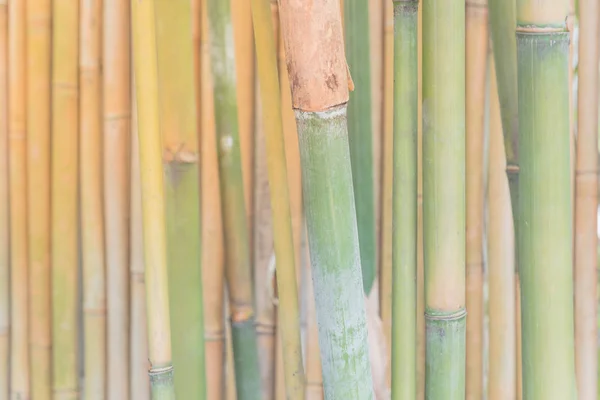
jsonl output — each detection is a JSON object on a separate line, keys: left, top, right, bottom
{"left": 465, "top": 1, "right": 488, "bottom": 398}
{"left": 8, "top": 0, "right": 29, "bottom": 398}
{"left": 303, "top": 235, "right": 323, "bottom": 400}
{"left": 103, "top": 0, "right": 131, "bottom": 394}
{"left": 574, "top": 0, "right": 599, "bottom": 394}
{"left": 131, "top": 0, "right": 175, "bottom": 395}
{"left": 422, "top": 0, "right": 466, "bottom": 394}
{"left": 487, "top": 48, "right": 517, "bottom": 400}
{"left": 200, "top": 0, "right": 226, "bottom": 392}
{"left": 129, "top": 85, "right": 151, "bottom": 400}
{"left": 0, "top": 1, "right": 7, "bottom": 398}
{"left": 51, "top": 0, "right": 80, "bottom": 397}
{"left": 80, "top": 0, "right": 106, "bottom": 396}
{"left": 26, "top": 0, "right": 52, "bottom": 395}
{"left": 206, "top": 0, "right": 262, "bottom": 395}
{"left": 153, "top": 0, "right": 207, "bottom": 397}
{"left": 225, "top": 298, "right": 238, "bottom": 400}
{"left": 278, "top": 0, "right": 374, "bottom": 396}
{"left": 344, "top": 0, "right": 376, "bottom": 294}
{"left": 516, "top": 0, "right": 577, "bottom": 397}
{"left": 391, "top": 0, "right": 418, "bottom": 398}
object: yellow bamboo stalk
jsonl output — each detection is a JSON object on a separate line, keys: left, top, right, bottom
{"left": 129, "top": 84, "right": 150, "bottom": 399}
{"left": 417, "top": 4, "right": 425, "bottom": 398}
{"left": 80, "top": 0, "right": 105, "bottom": 396}
{"left": 574, "top": 0, "right": 600, "bottom": 394}
{"left": 487, "top": 46, "right": 517, "bottom": 400}
{"left": 103, "top": 0, "right": 131, "bottom": 394}
{"left": 8, "top": 0, "right": 29, "bottom": 398}
{"left": 0, "top": 1, "right": 7, "bottom": 398}
{"left": 200, "top": 0, "right": 226, "bottom": 394}
{"left": 465, "top": 1, "right": 488, "bottom": 398}
{"left": 51, "top": 0, "right": 80, "bottom": 397}
{"left": 26, "top": 0, "right": 52, "bottom": 395}
{"left": 192, "top": 0, "right": 201, "bottom": 140}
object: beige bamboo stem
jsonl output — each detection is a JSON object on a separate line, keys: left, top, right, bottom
{"left": 200, "top": 0, "right": 226, "bottom": 394}
{"left": 0, "top": 1, "right": 7, "bottom": 398}
{"left": 417, "top": 4, "right": 424, "bottom": 398}
{"left": 103, "top": 0, "right": 131, "bottom": 395}
{"left": 487, "top": 47, "right": 517, "bottom": 400}
{"left": 465, "top": 1, "right": 488, "bottom": 398}
{"left": 574, "top": 0, "right": 600, "bottom": 394}
{"left": 225, "top": 297, "right": 237, "bottom": 400}
{"left": 80, "top": 0, "right": 106, "bottom": 396}
{"left": 26, "top": 0, "right": 52, "bottom": 395}
{"left": 192, "top": 0, "right": 201, "bottom": 141}
{"left": 129, "top": 74, "right": 150, "bottom": 400}
{"left": 51, "top": 0, "right": 80, "bottom": 397}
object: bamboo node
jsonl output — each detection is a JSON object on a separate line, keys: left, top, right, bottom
{"left": 506, "top": 164, "right": 520, "bottom": 174}
{"left": 255, "top": 322, "right": 276, "bottom": 335}
{"left": 149, "top": 365, "right": 174, "bottom": 375}
{"left": 204, "top": 329, "right": 225, "bottom": 341}
{"left": 163, "top": 143, "right": 199, "bottom": 163}
{"left": 515, "top": 25, "right": 567, "bottom": 34}
{"left": 425, "top": 308, "right": 467, "bottom": 321}
{"left": 230, "top": 308, "right": 254, "bottom": 323}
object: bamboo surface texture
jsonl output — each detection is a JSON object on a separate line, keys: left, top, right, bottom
{"left": 27, "top": 0, "right": 52, "bottom": 395}
{"left": 0, "top": 1, "right": 7, "bottom": 398}
{"left": 465, "top": 1, "right": 488, "bottom": 398}
{"left": 80, "top": 0, "right": 106, "bottom": 396}
{"left": 103, "top": 0, "right": 131, "bottom": 395}
{"left": 131, "top": 0, "right": 175, "bottom": 395}
{"left": 51, "top": 0, "right": 80, "bottom": 397}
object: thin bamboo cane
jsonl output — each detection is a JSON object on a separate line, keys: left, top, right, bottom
{"left": 487, "top": 48, "right": 517, "bottom": 400}
{"left": 416, "top": 5, "right": 424, "bottom": 399}
{"left": 465, "top": 1, "right": 488, "bottom": 398}
{"left": 391, "top": 0, "right": 418, "bottom": 398}
{"left": 129, "top": 84, "right": 151, "bottom": 400}
{"left": 80, "top": 0, "right": 106, "bottom": 396}
{"left": 192, "top": 0, "right": 201, "bottom": 141}
{"left": 0, "top": 1, "right": 7, "bottom": 398}
{"left": 200, "top": 0, "right": 226, "bottom": 393}
{"left": 516, "top": 0, "right": 576, "bottom": 397}
{"left": 574, "top": 0, "right": 599, "bottom": 394}
{"left": 206, "top": 0, "right": 262, "bottom": 394}
{"left": 131, "top": 0, "right": 175, "bottom": 395}
{"left": 103, "top": 0, "right": 131, "bottom": 394}
{"left": 8, "top": 0, "right": 29, "bottom": 397}
{"left": 153, "top": 0, "right": 206, "bottom": 397}
{"left": 51, "top": 0, "right": 80, "bottom": 397}
{"left": 26, "top": 0, "right": 52, "bottom": 395}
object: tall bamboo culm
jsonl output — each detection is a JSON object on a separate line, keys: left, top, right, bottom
{"left": 8, "top": 0, "right": 29, "bottom": 397}
{"left": 27, "top": 0, "right": 52, "bottom": 395}
{"left": 0, "top": 1, "right": 7, "bottom": 398}
{"left": 278, "top": 0, "right": 374, "bottom": 397}
{"left": 465, "top": 1, "right": 488, "bottom": 398}
{"left": 52, "top": 0, "right": 80, "bottom": 397}
{"left": 574, "top": 0, "right": 600, "bottom": 394}
{"left": 103, "top": 0, "right": 131, "bottom": 394}
{"left": 422, "top": 0, "right": 466, "bottom": 395}
{"left": 131, "top": 0, "right": 175, "bottom": 395}
{"left": 391, "top": 0, "right": 418, "bottom": 399}
{"left": 80, "top": 0, "right": 106, "bottom": 396}
{"left": 516, "top": 0, "right": 576, "bottom": 397}
{"left": 487, "top": 48, "right": 517, "bottom": 400}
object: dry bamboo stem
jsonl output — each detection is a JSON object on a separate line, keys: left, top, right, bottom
{"left": 80, "top": 0, "right": 106, "bottom": 396}
{"left": 0, "top": 2, "right": 7, "bottom": 398}
{"left": 129, "top": 84, "right": 150, "bottom": 400}
{"left": 465, "top": 1, "right": 488, "bottom": 398}
{"left": 8, "top": 0, "right": 29, "bottom": 398}
{"left": 51, "top": 0, "right": 80, "bottom": 397}
{"left": 26, "top": 0, "right": 52, "bottom": 395}
{"left": 574, "top": 0, "right": 600, "bottom": 394}
{"left": 200, "top": 0, "right": 226, "bottom": 392}
{"left": 103, "top": 0, "right": 131, "bottom": 395}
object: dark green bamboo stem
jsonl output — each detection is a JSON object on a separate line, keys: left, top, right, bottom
{"left": 391, "top": 1, "right": 418, "bottom": 399}
{"left": 344, "top": 0, "right": 376, "bottom": 294}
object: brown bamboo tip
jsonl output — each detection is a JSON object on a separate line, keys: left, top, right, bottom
{"left": 278, "top": 0, "right": 349, "bottom": 111}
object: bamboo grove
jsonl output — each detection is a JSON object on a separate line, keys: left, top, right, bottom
{"left": 0, "top": 0, "right": 599, "bottom": 397}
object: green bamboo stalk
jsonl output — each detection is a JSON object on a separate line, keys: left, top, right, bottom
{"left": 250, "top": 0, "right": 305, "bottom": 396}
{"left": 206, "top": 0, "right": 262, "bottom": 397}
{"left": 516, "top": 1, "right": 577, "bottom": 397}
{"left": 278, "top": 1, "right": 374, "bottom": 397}
{"left": 344, "top": 0, "right": 376, "bottom": 294}
{"left": 422, "top": 0, "right": 466, "bottom": 394}
{"left": 131, "top": 0, "right": 175, "bottom": 397}
{"left": 391, "top": 0, "right": 418, "bottom": 399}
{"left": 153, "top": 0, "right": 206, "bottom": 397}
{"left": 51, "top": 0, "right": 80, "bottom": 397}
{"left": 0, "top": 1, "right": 7, "bottom": 397}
